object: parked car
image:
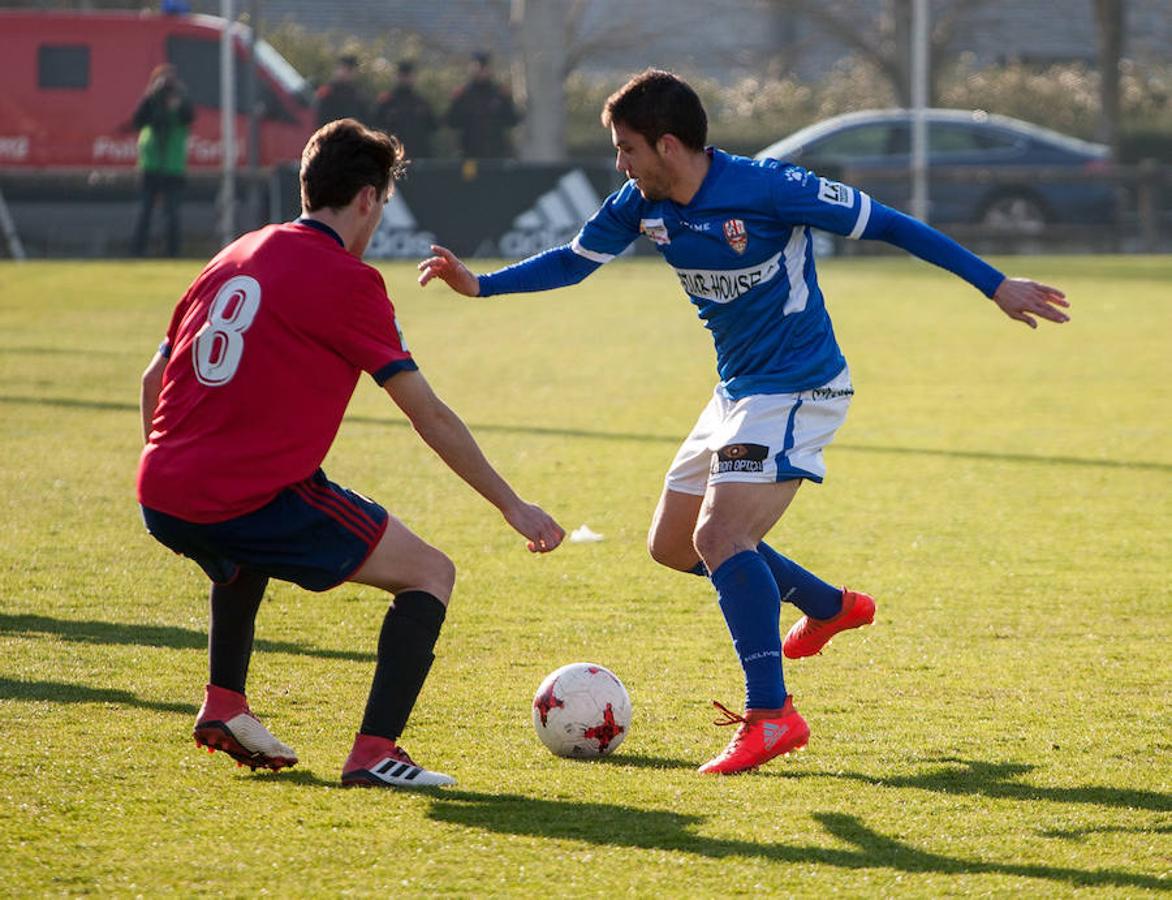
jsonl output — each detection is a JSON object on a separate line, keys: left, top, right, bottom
{"left": 755, "top": 109, "right": 1115, "bottom": 233}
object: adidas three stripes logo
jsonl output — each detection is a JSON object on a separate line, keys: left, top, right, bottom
{"left": 376, "top": 759, "right": 422, "bottom": 781}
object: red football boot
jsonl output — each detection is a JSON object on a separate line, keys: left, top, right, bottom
{"left": 697, "top": 699, "right": 810, "bottom": 775}
{"left": 192, "top": 684, "right": 298, "bottom": 771}
{"left": 783, "top": 589, "right": 876, "bottom": 659}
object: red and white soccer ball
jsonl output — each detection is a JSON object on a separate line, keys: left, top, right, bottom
{"left": 531, "top": 662, "right": 632, "bottom": 758}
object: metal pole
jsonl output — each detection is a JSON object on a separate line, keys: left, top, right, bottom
{"left": 245, "top": 0, "right": 262, "bottom": 230}
{"left": 910, "top": 0, "right": 929, "bottom": 222}
{"left": 0, "top": 185, "right": 27, "bottom": 261}
{"left": 219, "top": 0, "right": 237, "bottom": 247}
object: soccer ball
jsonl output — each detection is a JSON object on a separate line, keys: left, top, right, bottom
{"left": 531, "top": 662, "right": 632, "bottom": 758}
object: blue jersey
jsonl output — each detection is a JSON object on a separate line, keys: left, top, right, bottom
{"left": 572, "top": 149, "right": 872, "bottom": 397}
{"left": 477, "top": 148, "right": 1004, "bottom": 399}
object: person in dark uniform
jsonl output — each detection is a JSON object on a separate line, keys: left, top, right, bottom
{"left": 445, "top": 52, "right": 520, "bottom": 159}
{"left": 316, "top": 54, "right": 369, "bottom": 127}
{"left": 373, "top": 61, "right": 438, "bottom": 158}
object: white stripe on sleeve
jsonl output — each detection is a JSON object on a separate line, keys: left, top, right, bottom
{"left": 848, "top": 192, "right": 872, "bottom": 240}
{"left": 570, "top": 236, "right": 615, "bottom": 264}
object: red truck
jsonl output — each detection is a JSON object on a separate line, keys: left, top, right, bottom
{"left": 0, "top": 9, "right": 314, "bottom": 170}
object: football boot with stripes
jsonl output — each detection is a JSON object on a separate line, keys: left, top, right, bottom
{"left": 193, "top": 684, "right": 298, "bottom": 771}
{"left": 698, "top": 698, "right": 809, "bottom": 775}
{"left": 341, "top": 733, "right": 456, "bottom": 789}
{"left": 783, "top": 589, "right": 876, "bottom": 659}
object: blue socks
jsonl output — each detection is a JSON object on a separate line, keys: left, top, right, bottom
{"left": 687, "top": 547, "right": 841, "bottom": 620}
{"left": 710, "top": 550, "right": 786, "bottom": 710}
{"left": 756, "top": 542, "right": 843, "bottom": 619}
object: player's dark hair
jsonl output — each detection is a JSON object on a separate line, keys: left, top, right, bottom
{"left": 300, "top": 118, "right": 407, "bottom": 212}
{"left": 601, "top": 69, "right": 707, "bottom": 152}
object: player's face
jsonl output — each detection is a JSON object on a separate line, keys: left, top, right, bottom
{"left": 352, "top": 185, "right": 389, "bottom": 258}
{"left": 612, "top": 123, "right": 670, "bottom": 200}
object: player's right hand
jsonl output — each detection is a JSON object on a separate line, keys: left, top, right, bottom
{"left": 502, "top": 501, "right": 566, "bottom": 554}
{"left": 417, "top": 244, "right": 480, "bottom": 297}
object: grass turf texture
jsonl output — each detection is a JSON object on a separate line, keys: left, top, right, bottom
{"left": 0, "top": 255, "right": 1168, "bottom": 896}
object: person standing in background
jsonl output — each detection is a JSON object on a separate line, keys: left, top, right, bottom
{"left": 373, "top": 61, "right": 438, "bottom": 159}
{"left": 129, "top": 64, "right": 194, "bottom": 258}
{"left": 316, "top": 54, "right": 370, "bottom": 127}
{"left": 445, "top": 52, "right": 520, "bottom": 159}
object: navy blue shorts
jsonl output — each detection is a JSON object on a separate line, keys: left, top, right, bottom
{"left": 142, "top": 469, "right": 389, "bottom": 592}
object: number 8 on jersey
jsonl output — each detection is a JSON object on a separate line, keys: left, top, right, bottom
{"left": 193, "top": 275, "right": 262, "bottom": 387}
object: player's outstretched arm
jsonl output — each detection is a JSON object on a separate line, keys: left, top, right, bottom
{"left": 859, "top": 203, "right": 1070, "bottom": 329}
{"left": 383, "top": 369, "right": 565, "bottom": 553}
{"left": 417, "top": 245, "right": 480, "bottom": 296}
{"left": 419, "top": 242, "right": 603, "bottom": 299}
{"left": 992, "top": 278, "right": 1070, "bottom": 328}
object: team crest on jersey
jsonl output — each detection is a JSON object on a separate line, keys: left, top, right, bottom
{"left": 723, "top": 218, "right": 748, "bottom": 255}
{"left": 639, "top": 218, "right": 670, "bottom": 245}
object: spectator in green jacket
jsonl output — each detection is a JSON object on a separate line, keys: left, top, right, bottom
{"left": 130, "top": 64, "right": 194, "bottom": 257}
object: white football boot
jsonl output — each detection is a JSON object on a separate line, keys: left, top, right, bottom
{"left": 341, "top": 733, "right": 455, "bottom": 788}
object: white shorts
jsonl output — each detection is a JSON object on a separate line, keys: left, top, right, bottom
{"left": 664, "top": 366, "right": 853, "bottom": 495}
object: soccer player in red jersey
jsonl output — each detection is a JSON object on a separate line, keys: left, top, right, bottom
{"left": 138, "top": 119, "right": 564, "bottom": 788}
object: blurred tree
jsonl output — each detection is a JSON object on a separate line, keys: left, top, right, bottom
{"left": 774, "top": 0, "right": 991, "bottom": 106}
{"left": 509, "top": 0, "right": 659, "bottom": 161}
{"left": 512, "top": 0, "right": 569, "bottom": 161}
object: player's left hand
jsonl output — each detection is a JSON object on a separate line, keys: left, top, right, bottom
{"left": 993, "top": 278, "right": 1069, "bottom": 328}
{"left": 502, "top": 500, "right": 566, "bottom": 554}
{"left": 417, "top": 245, "right": 480, "bottom": 296}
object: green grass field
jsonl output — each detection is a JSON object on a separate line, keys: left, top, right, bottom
{"left": 1, "top": 254, "right": 1169, "bottom": 896}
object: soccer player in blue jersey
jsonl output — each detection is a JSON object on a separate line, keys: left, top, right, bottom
{"left": 419, "top": 69, "right": 1069, "bottom": 774}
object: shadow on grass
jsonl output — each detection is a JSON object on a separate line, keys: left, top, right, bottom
{"left": 585, "top": 752, "right": 696, "bottom": 770}
{"left": 2, "top": 393, "right": 1169, "bottom": 473}
{"left": 816, "top": 757, "right": 1172, "bottom": 814}
{"left": 0, "top": 613, "right": 374, "bottom": 663}
{"left": 242, "top": 768, "right": 338, "bottom": 789}
{"left": 0, "top": 345, "right": 129, "bottom": 357}
{"left": 0, "top": 676, "right": 196, "bottom": 715}
{"left": 0, "top": 394, "right": 138, "bottom": 413}
{"left": 424, "top": 790, "right": 1165, "bottom": 890}
{"left": 1039, "top": 823, "right": 1172, "bottom": 842}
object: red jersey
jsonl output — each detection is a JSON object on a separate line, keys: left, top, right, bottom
{"left": 137, "top": 220, "right": 415, "bottom": 523}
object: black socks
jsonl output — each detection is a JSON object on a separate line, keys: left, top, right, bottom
{"left": 359, "top": 590, "right": 447, "bottom": 741}
{"left": 209, "top": 578, "right": 447, "bottom": 740}
{"left": 208, "top": 569, "right": 268, "bottom": 694}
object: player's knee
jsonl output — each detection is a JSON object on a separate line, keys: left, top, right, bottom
{"left": 647, "top": 533, "right": 691, "bottom": 572}
{"left": 692, "top": 517, "right": 733, "bottom": 567}
{"left": 378, "top": 543, "right": 456, "bottom": 604}
{"left": 646, "top": 530, "right": 668, "bottom": 565}
{"left": 647, "top": 539, "right": 674, "bottom": 569}
{"left": 421, "top": 548, "right": 456, "bottom": 604}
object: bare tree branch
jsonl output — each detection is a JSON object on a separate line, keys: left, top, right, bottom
{"left": 774, "top": 0, "right": 999, "bottom": 105}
